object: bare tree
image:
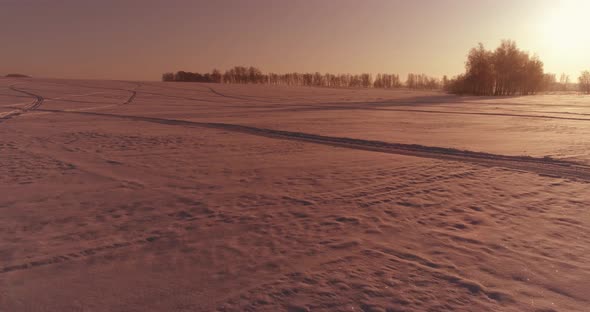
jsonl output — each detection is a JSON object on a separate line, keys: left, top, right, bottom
{"left": 560, "top": 73, "right": 570, "bottom": 91}
{"left": 541, "top": 73, "right": 557, "bottom": 91}
{"left": 579, "top": 71, "right": 590, "bottom": 94}
{"left": 161, "top": 72, "right": 174, "bottom": 82}
{"left": 465, "top": 43, "right": 494, "bottom": 95}
{"left": 211, "top": 69, "right": 222, "bottom": 83}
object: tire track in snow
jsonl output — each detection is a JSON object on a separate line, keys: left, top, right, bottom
{"left": 40, "top": 80, "right": 140, "bottom": 106}
{"left": 373, "top": 107, "right": 590, "bottom": 122}
{"left": 63, "top": 81, "right": 140, "bottom": 106}
{"left": 0, "top": 236, "right": 161, "bottom": 274}
{"left": 36, "top": 108, "right": 590, "bottom": 182}
{"left": 242, "top": 103, "right": 590, "bottom": 122}
{"left": 0, "top": 85, "right": 44, "bottom": 122}
{"left": 26, "top": 82, "right": 139, "bottom": 115}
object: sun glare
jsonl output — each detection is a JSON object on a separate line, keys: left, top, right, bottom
{"left": 531, "top": 0, "right": 590, "bottom": 76}
{"left": 539, "top": 1, "right": 590, "bottom": 51}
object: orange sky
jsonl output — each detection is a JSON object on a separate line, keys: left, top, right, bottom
{"left": 2, "top": 0, "right": 588, "bottom": 81}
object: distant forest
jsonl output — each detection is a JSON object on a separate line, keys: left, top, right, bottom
{"left": 162, "top": 68, "right": 440, "bottom": 90}
{"left": 162, "top": 40, "right": 589, "bottom": 95}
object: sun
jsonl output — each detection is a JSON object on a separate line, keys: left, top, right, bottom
{"left": 531, "top": 0, "right": 590, "bottom": 76}
{"left": 538, "top": 1, "right": 590, "bottom": 51}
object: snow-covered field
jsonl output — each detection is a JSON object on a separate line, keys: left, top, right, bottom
{"left": 1, "top": 78, "right": 589, "bottom": 311}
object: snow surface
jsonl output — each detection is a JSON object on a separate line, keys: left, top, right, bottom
{"left": 1, "top": 78, "right": 589, "bottom": 311}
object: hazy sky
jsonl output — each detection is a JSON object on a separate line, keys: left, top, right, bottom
{"left": 2, "top": 0, "right": 589, "bottom": 81}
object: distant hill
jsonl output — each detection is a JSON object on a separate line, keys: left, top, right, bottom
{"left": 5, "top": 73, "right": 31, "bottom": 78}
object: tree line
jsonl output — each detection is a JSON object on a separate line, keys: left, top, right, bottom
{"left": 162, "top": 66, "right": 440, "bottom": 90}
{"left": 161, "top": 70, "right": 221, "bottom": 83}
{"left": 162, "top": 42, "right": 590, "bottom": 95}
{"left": 5, "top": 73, "right": 31, "bottom": 78}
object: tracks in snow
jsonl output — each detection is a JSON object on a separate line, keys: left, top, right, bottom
{"left": 0, "top": 82, "right": 139, "bottom": 122}
{"left": 47, "top": 80, "right": 140, "bottom": 106}
{"left": 0, "top": 236, "right": 161, "bottom": 274}
{"left": 122, "top": 84, "right": 138, "bottom": 105}
{"left": 373, "top": 107, "right": 590, "bottom": 122}
{"left": 0, "top": 86, "right": 45, "bottom": 122}
{"left": 36, "top": 108, "right": 590, "bottom": 182}
{"left": 7, "top": 82, "right": 590, "bottom": 181}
